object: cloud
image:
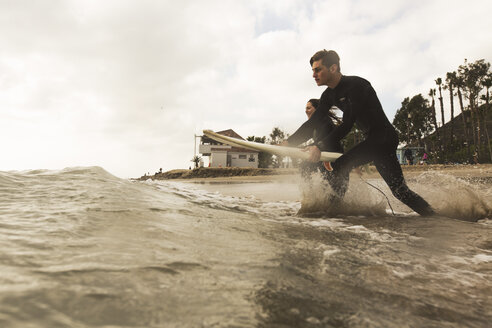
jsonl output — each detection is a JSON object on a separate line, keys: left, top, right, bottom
{"left": 1, "top": 0, "right": 491, "bottom": 177}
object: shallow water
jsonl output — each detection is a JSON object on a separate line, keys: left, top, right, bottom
{"left": 0, "top": 167, "right": 491, "bottom": 327}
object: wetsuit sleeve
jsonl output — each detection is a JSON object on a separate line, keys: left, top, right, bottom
{"left": 286, "top": 119, "right": 315, "bottom": 147}
{"left": 313, "top": 116, "right": 342, "bottom": 152}
{"left": 316, "top": 81, "right": 369, "bottom": 148}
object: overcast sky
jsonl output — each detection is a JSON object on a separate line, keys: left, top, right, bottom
{"left": 1, "top": 0, "right": 491, "bottom": 178}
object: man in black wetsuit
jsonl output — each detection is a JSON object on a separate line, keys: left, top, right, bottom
{"left": 289, "top": 49, "right": 434, "bottom": 216}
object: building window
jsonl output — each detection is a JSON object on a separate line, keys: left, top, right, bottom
{"left": 239, "top": 154, "right": 247, "bottom": 159}
{"left": 249, "top": 155, "right": 255, "bottom": 162}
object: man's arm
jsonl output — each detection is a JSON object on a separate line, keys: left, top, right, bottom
{"left": 315, "top": 81, "right": 369, "bottom": 149}
{"left": 316, "top": 105, "right": 355, "bottom": 150}
{"left": 305, "top": 108, "right": 354, "bottom": 163}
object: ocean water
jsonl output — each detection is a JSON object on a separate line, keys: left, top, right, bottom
{"left": 0, "top": 166, "right": 491, "bottom": 328}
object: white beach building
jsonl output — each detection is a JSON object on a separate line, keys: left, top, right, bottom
{"left": 199, "top": 129, "right": 259, "bottom": 168}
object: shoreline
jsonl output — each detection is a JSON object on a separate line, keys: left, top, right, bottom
{"left": 136, "top": 164, "right": 492, "bottom": 183}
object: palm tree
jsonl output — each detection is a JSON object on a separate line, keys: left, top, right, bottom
{"left": 454, "top": 72, "right": 471, "bottom": 157}
{"left": 191, "top": 155, "right": 202, "bottom": 169}
{"left": 484, "top": 73, "right": 492, "bottom": 104}
{"left": 428, "top": 88, "right": 440, "bottom": 152}
{"left": 459, "top": 59, "right": 490, "bottom": 154}
{"left": 458, "top": 61, "right": 479, "bottom": 150}
{"left": 481, "top": 73, "right": 492, "bottom": 161}
{"left": 445, "top": 72, "right": 457, "bottom": 149}
{"left": 435, "top": 77, "right": 446, "bottom": 152}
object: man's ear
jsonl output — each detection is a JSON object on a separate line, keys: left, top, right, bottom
{"left": 329, "top": 64, "right": 338, "bottom": 73}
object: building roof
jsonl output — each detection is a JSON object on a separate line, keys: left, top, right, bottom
{"left": 201, "top": 129, "right": 259, "bottom": 153}
{"left": 216, "top": 129, "right": 244, "bottom": 140}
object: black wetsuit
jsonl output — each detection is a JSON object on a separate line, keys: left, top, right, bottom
{"left": 287, "top": 109, "right": 345, "bottom": 182}
{"left": 288, "top": 75, "right": 434, "bottom": 216}
{"left": 287, "top": 109, "right": 342, "bottom": 152}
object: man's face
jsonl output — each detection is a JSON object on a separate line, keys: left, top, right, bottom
{"left": 312, "top": 59, "right": 333, "bottom": 86}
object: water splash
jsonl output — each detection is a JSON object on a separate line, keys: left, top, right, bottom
{"left": 412, "top": 172, "right": 492, "bottom": 221}
{"left": 297, "top": 172, "right": 388, "bottom": 217}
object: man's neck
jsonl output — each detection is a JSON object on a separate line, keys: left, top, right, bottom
{"left": 327, "top": 73, "right": 342, "bottom": 89}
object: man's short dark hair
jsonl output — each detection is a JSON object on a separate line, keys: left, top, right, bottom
{"left": 310, "top": 49, "right": 340, "bottom": 72}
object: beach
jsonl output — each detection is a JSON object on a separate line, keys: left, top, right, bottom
{"left": 143, "top": 164, "right": 492, "bottom": 182}
{"left": 141, "top": 164, "right": 492, "bottom": 201}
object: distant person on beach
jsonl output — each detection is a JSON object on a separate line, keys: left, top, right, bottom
{"left": 288, "top": 49, "right": 434, "bottom": 216}
{"left": 473, "top": 149, "right": 479, "bottom": 164}
{"left": 404, "top": 148, "right": 413, "bottom": 165}
{"left": 421, "top": 152, "right": 428, "bottom": 165}
{"left": 282, "top": 98, "right": 345, "bottom": 183}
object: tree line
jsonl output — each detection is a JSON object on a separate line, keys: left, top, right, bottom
{"left": 392, "top": 58, "right": 492, "bottom": 164}
{"left": 247, "top": 127, "right": 287, "bottom": 168}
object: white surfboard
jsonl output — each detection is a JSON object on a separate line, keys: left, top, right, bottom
{"left": 203, "top": 130, "right": 342, "bottom": 162}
